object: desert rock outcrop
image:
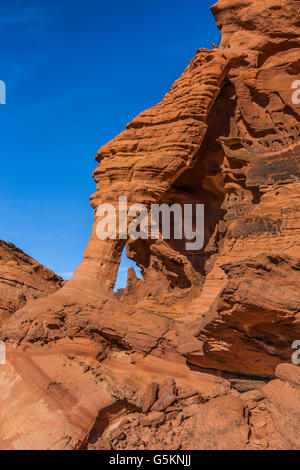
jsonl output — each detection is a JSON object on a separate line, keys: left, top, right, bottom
{"left": 0, "top": 240, "right": 63, "bottom": 325}
{"left": 0, "top": 0, "right": 300, "bottom": 450}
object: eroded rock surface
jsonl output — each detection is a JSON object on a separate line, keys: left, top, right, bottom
{"left": 0, "top": 240, "right": 63, "bottom": 325}
{"left": 0, "top": 0, "right": 300, "bottom": 450}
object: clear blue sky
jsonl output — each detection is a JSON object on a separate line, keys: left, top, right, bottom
{"left": 0, "top": 0, "right": 220, "bottom": 289}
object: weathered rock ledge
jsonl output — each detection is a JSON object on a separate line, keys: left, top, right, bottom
{"left": 0, "top": 0, "right": 299, "bottom": 450}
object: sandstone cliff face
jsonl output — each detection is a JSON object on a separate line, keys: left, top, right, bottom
{"left": 0, "top": 240, "right": 63, "bottom": 325}
{"left": 0, "top": 0, "right": 300, "bottom": 450}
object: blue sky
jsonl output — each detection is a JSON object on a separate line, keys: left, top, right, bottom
{"left": 0, "top": 0, "right": 220, "bottom": 290}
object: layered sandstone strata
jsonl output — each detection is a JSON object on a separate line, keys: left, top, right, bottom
{"left": 0, "top": 0, "right": 300, "bottom": 450}
{"left": 0, "top": 240, "right": 63, "bottom": 325}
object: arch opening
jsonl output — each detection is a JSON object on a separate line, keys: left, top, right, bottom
{"left": 113, "top": 246, "right": 142, "bottom": 292}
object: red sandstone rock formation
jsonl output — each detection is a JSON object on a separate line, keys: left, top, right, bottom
{"left": 0, "top": 240, "right": 63, "bottom": 325}
{"left": 0, "top": 0, "right": 300, "bottom": 450}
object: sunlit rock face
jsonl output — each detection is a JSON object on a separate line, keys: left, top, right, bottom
{"left": 0, "top": 0, "right": 300, "bottom": 450}
{"left": 0, "top": 240, "right": 63, "bottom": 325}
